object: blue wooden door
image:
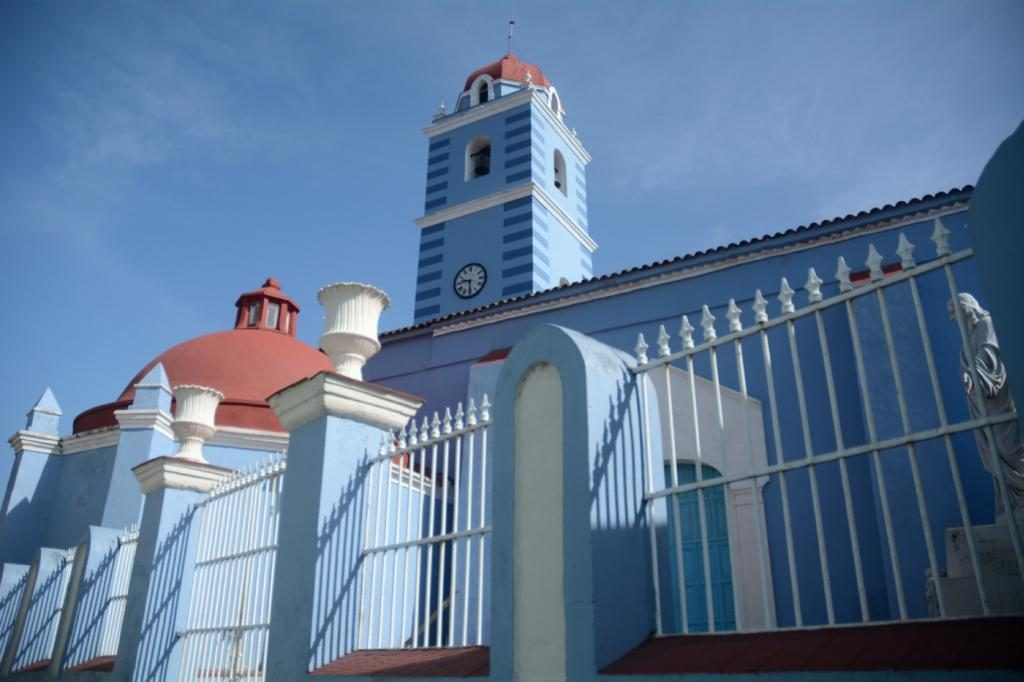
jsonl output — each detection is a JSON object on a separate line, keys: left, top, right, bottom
{"left": 665, "top": 463, "right": 736, "bottom": 632}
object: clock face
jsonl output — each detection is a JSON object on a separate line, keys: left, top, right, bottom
{"left": 454, "top": 263, "right": 487, "bottom": 299}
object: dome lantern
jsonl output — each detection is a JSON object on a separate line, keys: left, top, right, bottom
{"left": 234, "top": 277, "right": 300, "bottom": 336}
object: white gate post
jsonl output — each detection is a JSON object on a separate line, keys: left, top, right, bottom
{"left": 266, "top": 372, "right": 421, "bottom": 677}
{"left": 112, "top": 457, "right": 232, "bottom": 682}
{"left": 490, "top": 324, "right": 660, "bottom": 682}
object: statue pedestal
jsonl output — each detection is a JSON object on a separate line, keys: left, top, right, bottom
{"left": 927, "top": 519, "right": 1024, "bottom": 616}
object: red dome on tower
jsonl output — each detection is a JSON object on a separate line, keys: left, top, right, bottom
{"left": 73, "top": 278, "right": 332, "bottom": 434}
{"left": 463, "top": 53, "right": 551, "bottom": 91}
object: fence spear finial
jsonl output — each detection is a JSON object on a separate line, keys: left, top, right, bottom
{"left": 407, "top": 419, "right": 418, "bottom": 446}
{"left": 634, "top": 333, "right": 649, "bottom": 365}
{"left": 866, "top": 244, "right": 884, "bottom": 281}
{"left": 481, "top": 394, "right": 491, "bottom": 421}
{"left": 455, "top": 402, "right": 465, "bottom": 430}
{"left": 778, "top": 278, "right": 795, "bottom": 314}
{"left": 679, "top": 315, "right": 695, "bottom": 350}
{"left": 442, "top": 407, "right": 453, "bottom": 434}
{"left": 656, "top": 325, "right": 671, "bottom": 358}
{"left": 398, "top": 423, "right": 408, "bottom": 449}
{"left": 467, "top": 398, "right": 478, "bottom": 426}
{"left": 431, "top": 412, "right": 441, "bottom": 439}
{"left": 805, "top": 268, "right": 824, "bottom": 303}
{"left": 420, "top": 416, "right": 430, "bottom": 443}
{"left": 701, "top": 305, "right": 717, "bottom": 342}
{"left": 836, "top": 256, "right": 853, "bottom": 292}
{"left": 896, "top": 233, "right": 916, "bottom": 269}
{"left": 931, "top": 217, "right": 951, "bottom": 256}
{"left": 753, "top": 289, "right": 768, "bottom": 323}
{"left": 726, "top": 298, "right": 742, "bottom": 332}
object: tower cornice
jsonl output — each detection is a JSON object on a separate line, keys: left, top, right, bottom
{"left": 424, "top": 89, "right": 591, "bottom": 163}
{"left": 414, "top": 182, "right": 597, "bottom": 253}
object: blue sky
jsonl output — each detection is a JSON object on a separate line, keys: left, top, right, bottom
{"left": 2, "top": 0, "right": 1022, "bottom": 442}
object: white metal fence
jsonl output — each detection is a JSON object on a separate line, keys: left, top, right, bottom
{"left": 177, "top": 454, "right": 286, "bottom": 681}
{"left": 11, "top": 548, "right": 77, "bottom": 671}
{"left": 357, "top": 396, "right": 491, "bottom": 650}
{"left": 0, "top": 567, "right": 29, "bottom": 663}
{"left": 63, "top": 525, "right": 139, "bottom": 669}
{"left": 634, "top": 219, "right": 1024, "bottom": 635}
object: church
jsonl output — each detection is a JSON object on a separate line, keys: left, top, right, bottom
{"left": 0, "top": 52, "right": 1021, "bottom": 681}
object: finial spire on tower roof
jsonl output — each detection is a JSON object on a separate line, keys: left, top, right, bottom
{"left": 507, "top": 19, "right": 515, "bottom": 55}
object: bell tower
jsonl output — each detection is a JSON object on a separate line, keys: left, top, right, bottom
{"left": 413, "top": 54, "right": 597, "bottom": 323}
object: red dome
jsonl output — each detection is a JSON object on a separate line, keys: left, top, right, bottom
{"left": 464, "top": 53, "right": 551, "bottom": 91}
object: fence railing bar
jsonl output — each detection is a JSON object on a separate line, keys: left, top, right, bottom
{"left": 732, "top": 333, "right": 775, "bottom": 628}
{"left": 434, "top": 425, "right": 452, "bottom": 647}
{"left": 639, "top": 374, "right": 664, "bottom": 636}
{"left": 446, "top": 416, "right": 464, "bottom": 646}
{"left": 194, "top": 544, "right": 279, "bottom": 568}
{"left": 646, "top": 411, "right": 1019, "bottom": 501}
{"left": 422, "top": 438, "right": 440, "bottom": 647}
{"left": 845, "top": 296, "right": 908, "bottom": 620}
{"left": 757, "top": 321, "right": 803, "bottom": 626}
{"left": 872, "top": 274, "right": 946, "bottom": 617}
{"left": 461, "top": 427, "right": 476, "bottom": 646}
{"left": 475, "top": 412, "right": 489, "bottom": 646}
{"left": 684, "top": 354, "right": 717, "bottom": 632}
{"left": 813, "top": 307, "right": 869, "bottom": 622}
{"left": 354, "top": 453, "right": 378, "bottom": 649}
{"left": 943, "top": 261, "right": 1024, "bottom": 586}
{"left": 707, "top": 323, "right": 745, "bottom": 631}
{"left": 905, "top": 274, "right": 990, "bottom": 614}
{"left": 633, "top": 249, "right": 974, "bottom": 373}
{"left": 661, "top": 357, "right": 690, "bottom": 633}
{"left": 783, "top": 303, "right": 835, "bottom": 625}
{"left": 377, "top": 441, "right": 397, "bottom": 649}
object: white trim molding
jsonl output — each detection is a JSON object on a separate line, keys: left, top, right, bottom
{"left": 114, "top": 408, "right": 175, "bottom": 440}
{"left": 8, "top": 431, "right": 60, "bottom": 455}
{"left": 415, "top": 182, "right": 597, "bottom": 253}
{"left": 60, "top": 428, "right": 120, "bottom": 455}
{"left": 132, "top": 456, "right": 234, "bottom": 495}
{"left": 430, "top": 203, "right": 968, "bottom": 337}
{"left": 269, "top": 372, "right": 424, "bottom": 432}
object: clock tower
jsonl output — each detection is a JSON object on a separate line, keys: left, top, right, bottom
{"left": 413, "top": 54, "right": 596, "bottom": 323}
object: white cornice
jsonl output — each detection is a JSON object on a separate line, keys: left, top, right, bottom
{"left": 8, "top": 431, "right": 60, "bottom": 455}
{"left": 533, "top": 186, "right": 598, "bottom": 252}
{"left": 208, "top": 427, "right": 289, "bottom": 452}
{"left": 424, "top": 89, "right": 533, "bottom": 137}
{"left": 424, "top": 90, "right": 591, "bottom": 163}
{"left": 60, "top": 428, "right": 120, "bottom": 455}
{"left": 430, "top": 203, "right": 968, "bottom": 337}
{"left": 269, "top": 372, "right": 424, "bottom": 432}
{"left": 415, "top": 182, "right": 596, "bottom": 252}
{"left": 115, "top": 408, "right": 175, "bottom": 440}
{"left": 415, "top": 184, "right": 532, "bottom": 228}
{"left": 133, "top": 456, "right": 234, "bottom": 495}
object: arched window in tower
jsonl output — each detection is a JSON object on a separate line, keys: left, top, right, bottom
{"left": 470, "top": 75, "right": 494, "bottom": 107}
{"left": 466, "top": 136, "right": 491, "bottom": 181}
{"left": 553, "top": 149, "right": 567, "bottom": 196}
{"left": 549, "top": 89, "right": 561, "bottom": 117}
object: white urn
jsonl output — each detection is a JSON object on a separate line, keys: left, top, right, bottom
{"left": 317, "top": 282, "right": 390, "bottom": 381}
{"left": 171, "top": 385, "right": 225, "bottom": 461}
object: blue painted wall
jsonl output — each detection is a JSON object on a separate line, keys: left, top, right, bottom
{"left": 378, "top": 203, "right": 996, "bottom": 632}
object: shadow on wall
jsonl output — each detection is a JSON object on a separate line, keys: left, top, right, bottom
{"left": 309, "top": 457, "right": 369, "bottom": 670}
{"left": 63, "top": 544, "right": 118, "bottom": 669}
{"left": 0, "top": 457, "right": 62, "bottom": 565}
{"left": 134, "top": 511, "right": 194, "bottom": 682}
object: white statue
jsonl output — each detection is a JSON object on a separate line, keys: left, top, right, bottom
{"left": 949, "top": 292, "right": 1024, "bottom": 518}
